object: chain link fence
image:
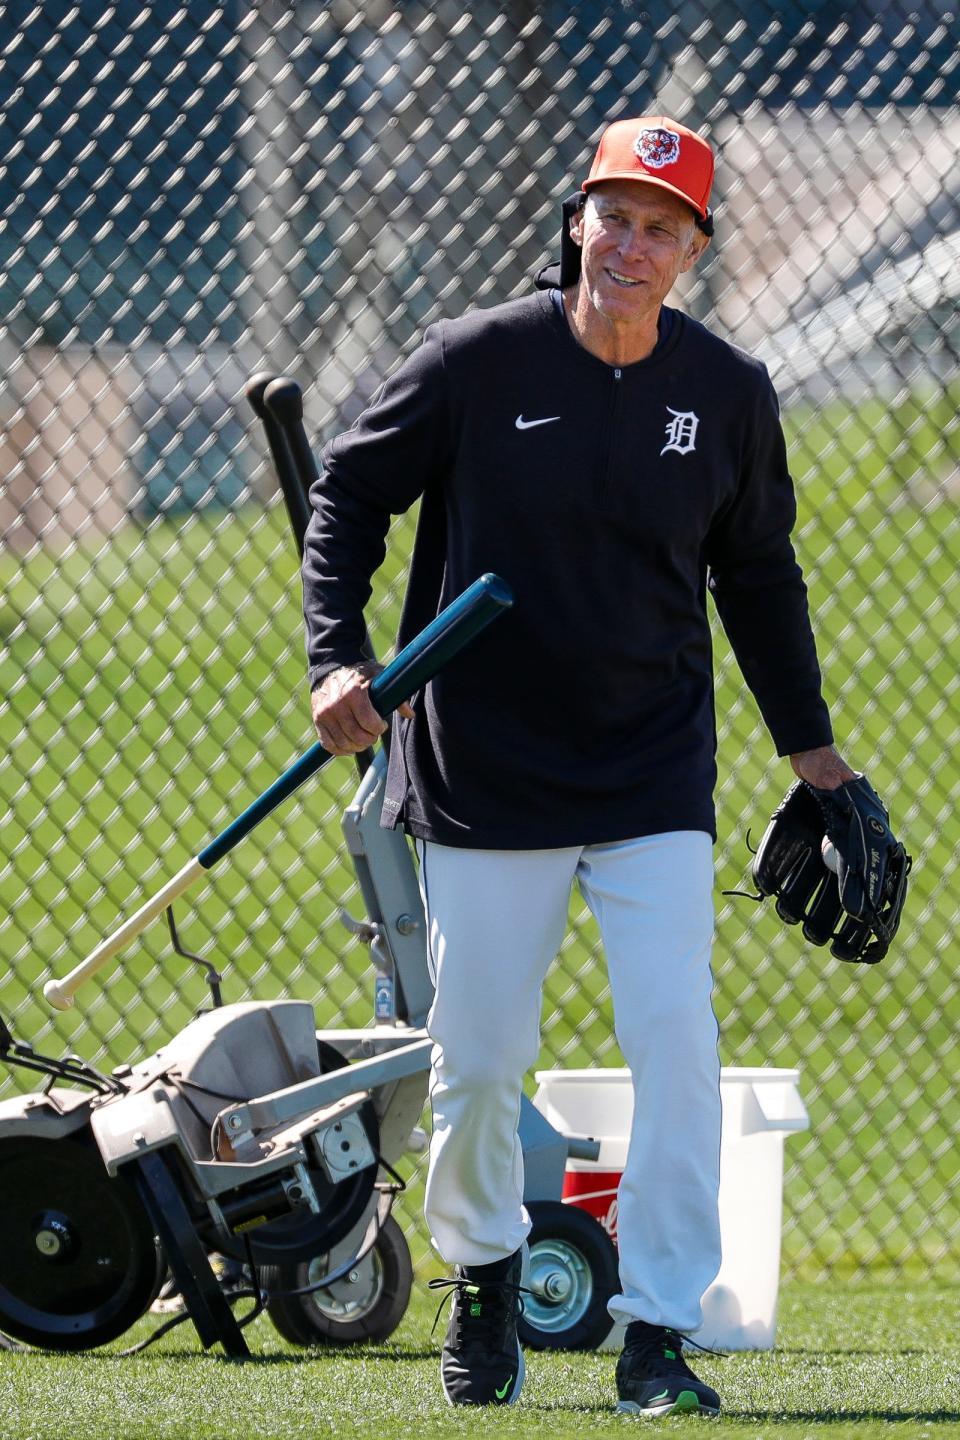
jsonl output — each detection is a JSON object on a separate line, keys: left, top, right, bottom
{"left": 1, "top": 2, "right": 958, "bottom": 1281}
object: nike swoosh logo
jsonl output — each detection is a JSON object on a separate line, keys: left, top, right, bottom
{"left": 515, "top": 414, "right": 560, "bottom": 430}
{"left": 495, "top": 1376, "right": 514, "bottom": 1400}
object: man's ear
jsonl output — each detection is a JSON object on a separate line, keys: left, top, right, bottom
{"left": 682, "top": 230, "right": 710, "bottom": 272}
{"left": 568, "top": 205, "right": 585, "bottom": 248}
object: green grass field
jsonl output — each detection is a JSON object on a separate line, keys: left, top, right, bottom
{"left": 1, "top": 1282, "right": 958, "bottom": 1438}
{"left": 0, "top": 385, "right": 958, "bottom": 1293}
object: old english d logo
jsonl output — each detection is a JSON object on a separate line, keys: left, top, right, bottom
{"left": 660, "top": 406, "right": 699, "bottom": 456}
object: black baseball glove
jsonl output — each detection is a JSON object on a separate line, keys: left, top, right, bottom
{"left": 751, "top": 776, "right": 911, "bottom": 963}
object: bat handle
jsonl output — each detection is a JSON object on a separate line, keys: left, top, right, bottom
{"left": 263, "top": 376, "right": 319, "bottom": 488}
{"left": 252, "top": 376, "right": 377, "bottom": 668}
{"left": 245, "top": 372, "right": 313, "bottom": 558}
{"left": 42, "top": 859, "right": 206, "bottom": 1011}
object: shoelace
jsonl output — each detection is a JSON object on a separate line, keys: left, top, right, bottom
{"left": 623, "top": 1326, "right": 726, "bottom": 1374}
{"left": 428, "top": 1275, "right": 529, "bottom": 1348}
{"left": 673, "top": 1331, "right": 726, "bottom": 1360}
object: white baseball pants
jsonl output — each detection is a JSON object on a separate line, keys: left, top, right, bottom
{"left": 416, "top": 830, "right": 721, "bottom": 1334}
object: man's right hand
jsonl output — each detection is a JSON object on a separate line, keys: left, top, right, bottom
{"left": 310, "top": 662, "right": 413, "bottom": 755}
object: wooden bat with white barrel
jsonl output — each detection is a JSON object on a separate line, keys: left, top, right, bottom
{"left": 43, "top": 572, "right": 513, "bottom": 1010}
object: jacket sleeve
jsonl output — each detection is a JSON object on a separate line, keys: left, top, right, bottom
{"left": 704, "top": 369, "right": 834, "bottom": 757}
{"left": 302, "top": 324, "right": 450, "bottom": 691}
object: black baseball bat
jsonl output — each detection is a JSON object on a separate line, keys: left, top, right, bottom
{"left": 262, "top": 377, "right": 320, "bottom": 512}
{"left": 255, "top": 374, "right": 377, "bottom": 678}
{"left": 245, "top": 372, "right": 313, "bottom": 557}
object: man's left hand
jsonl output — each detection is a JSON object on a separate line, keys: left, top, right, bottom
{"left": 789, "top": 744, "right": 856, "bottom": 791}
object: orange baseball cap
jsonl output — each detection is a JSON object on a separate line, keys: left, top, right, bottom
{"left": 583, "top": 116, "right": 715, "bottom": 228}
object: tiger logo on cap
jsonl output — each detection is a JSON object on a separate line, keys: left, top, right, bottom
{"left": 634, "top": 126, "right": 680, "bottom": 169}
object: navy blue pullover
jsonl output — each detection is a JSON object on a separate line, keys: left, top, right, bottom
{"left": 302, "top": 289, "right": 833, "bottom": 848}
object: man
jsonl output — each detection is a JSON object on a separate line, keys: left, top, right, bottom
{"left": 302, "top": 116, "right": 856, "bottom": 1416}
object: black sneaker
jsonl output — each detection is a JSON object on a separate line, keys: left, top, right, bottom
{"left": 428, "top": 1250, "right": 525, "bottom": 1406}
{"left": 616, "top": 1321, "right": 721, "bottom": 1417}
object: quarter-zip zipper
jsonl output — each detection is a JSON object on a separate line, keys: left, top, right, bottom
{"left": 600, "top": 367, "right": 623, "bottom": 501}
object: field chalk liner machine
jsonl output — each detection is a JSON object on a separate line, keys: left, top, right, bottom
{"left": 0, "top": 377, "right": 620, "bottom": 1359}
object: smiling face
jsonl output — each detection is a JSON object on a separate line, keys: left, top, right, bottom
{"left": 566, "top": 180, "right": 710, "bottom": 360}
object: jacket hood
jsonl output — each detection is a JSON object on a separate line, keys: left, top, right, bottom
{"left": 533, "top": 191, "right": 585, "bottom": 291}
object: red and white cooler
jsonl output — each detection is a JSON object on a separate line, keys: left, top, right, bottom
{"left": 558, "top": 1138, "right": 627, "bottom": 1247}
{"left": 532, "top": 1067, "right": 808, "bottom": 1351}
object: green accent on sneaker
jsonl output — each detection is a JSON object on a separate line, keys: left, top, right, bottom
{"left": 495, "top": 1377, "right": 514, "bottom": 1401}
{"left": 673, "top": 1390, "right": 701, "bottom": 1412}
{"left": 664, "top": 1349, "right": 676, "bottom": 1359}
{"left": 647, "top": 1389, "right": 671, "bottom": 1403}
{"left": 469, "top": 1303, "right": 482, "bottom": 1316}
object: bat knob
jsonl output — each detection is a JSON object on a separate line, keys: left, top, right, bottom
{"left": 245, "top": 372, "right": 282, "bottom": 418}
{"left": 43, "top": 978, "right": 74, "bottom": 1011}
{"left": 264, "top": 377, "right": 304, "bottom": 425}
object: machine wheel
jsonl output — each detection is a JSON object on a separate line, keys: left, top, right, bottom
{"left": 517, "top": 1200, "right": 618, "bottom": 1351}
{"left": 262, "top": 1213, "right": 412, "bottom": 1345}
{"left": 211, "top": 1040, "right": 380, "bottom": 1268}
{"left": 0, "top": 1134, "right": 162, "bottom": 1350}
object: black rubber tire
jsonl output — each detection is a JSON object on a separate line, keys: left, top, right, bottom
{"left": 0, "top": 1133, "right": 163, "bottom": 1351}
{"left": 263, "top": 1214, "right": 413, "bottom": 1346}
{"left": 517, "top": 1199, "right": 619, "bottom": 1351}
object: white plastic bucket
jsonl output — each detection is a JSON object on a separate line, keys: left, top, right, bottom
{"left": 532, "top": 1066, "right": 809, "bottom": 1351}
